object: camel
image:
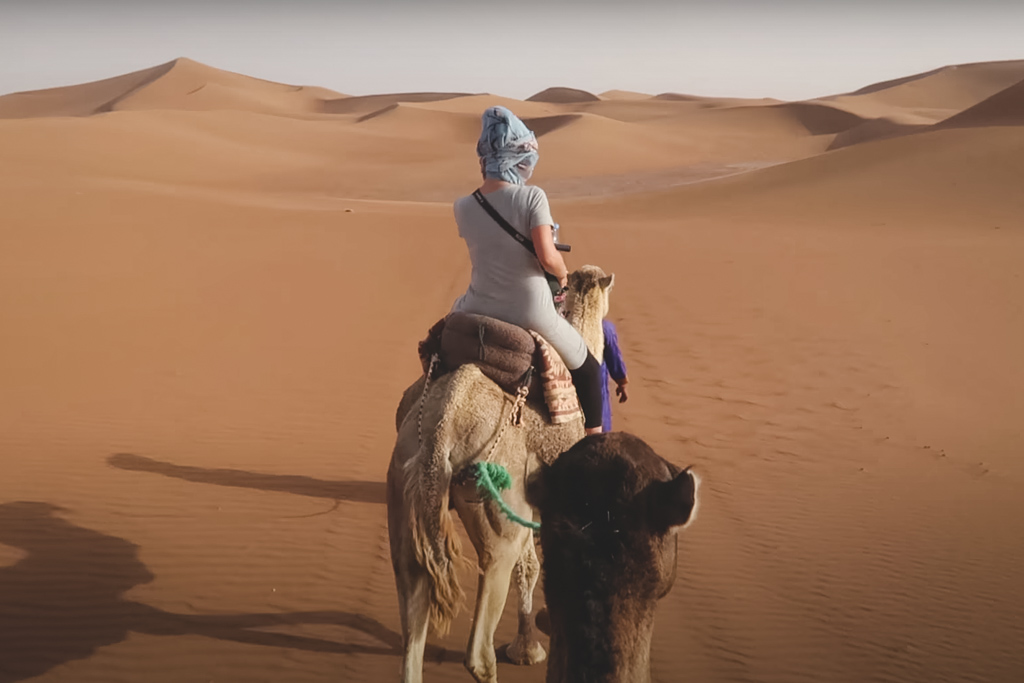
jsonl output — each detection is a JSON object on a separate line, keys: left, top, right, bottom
{"left": 386, "top": 265, "right": 614, "bottom": 683}
{"left": 527, "top": 432, "right": 700, "bottom": 683}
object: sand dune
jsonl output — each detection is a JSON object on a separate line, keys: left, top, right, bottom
{"left": 653, "top": 100, "right": 870, "bottom": 149}
{"left": 522, "top": 112, "right": 705, "bottom": 177}
{"left": 2, "top": 57, "right": 1023, "bottom": 683}
{"left": 824, "top": 59, "right": 1024, "bottom": 120}
{"left": 0, "top": 61, "right": 175, "bottom": 118}
{"left": 635, "top": 104, "right": 844, "bottom": 163}
{"left": 560, "top": 97, "right": 775, "bottom": 125}
{"left": 526, "top": 86, "right": 601, "bottom": 103}
{"left": 0, "top": 108, "right": 480, "bottom": 203}
{"left": 522, "top": 112, "right": 584, "bottom": 137}
{"left": 802, "top": 95, "right": 943, "bottom": 128}
{"left": 653, "top": 92, "right": 706, "bottom": 102}
{"left": 938, "top": 77, "right": 1024, "bottom": 128}
{"left": 0, "top": 61, "right": 892, "bottom": 202}
{"left": 406, "top": 94, "right": 559, "bottom": 119}
{"left": 828, "top": 117, "right": 928, "bottom": 150}
{"left": 0, "top": 111, "right": 335, "bottom": 187}
{"left": 760, "top": 101, "right": 866, "bottom": 135}
{"left": 599, "top": 89, "right": 651, "bottom": 100}
{"left": 0, "top": 58, "right": 346, "bottom": 119}
{"left": 537, "top": 99, "right": 855, "bottom": 173}
{"left": 321, "top": 91, "right": 473, "bottom": 116}
{"left": 354, "top": 103, "right": 482, "bottom": 144}
{"left": 654, "top": 92, "right": 781, "bottom": 108}
{"left": 845, "top": 59, "right": 1024, "bottom": 102}
{"left": 109, "top": 58, "right": 345, "bottom": 115}
{"left": 580, "top": 126, "right": 1024, "bottom": 229}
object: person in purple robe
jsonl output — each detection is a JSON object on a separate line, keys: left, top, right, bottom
{"left": 600, "top": 318, "right": 629, "bottom": 431}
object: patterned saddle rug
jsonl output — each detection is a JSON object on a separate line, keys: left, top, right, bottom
{"left": 418, "top": 313, "right": 582, "bottom": 425}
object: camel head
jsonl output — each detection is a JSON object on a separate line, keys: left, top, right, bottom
{"left": 565, "top": 265, "right": 615, "bottom": 358}
{"left": 527, "top": 433, "right": 700, "bottom": 683}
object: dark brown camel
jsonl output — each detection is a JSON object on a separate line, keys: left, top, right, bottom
{"left": 527, "top": 432, "right": 700, "bottom": 683}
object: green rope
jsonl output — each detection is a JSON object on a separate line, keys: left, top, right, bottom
{"left": 472, "top": 462, "right": 541, "bottom": 531}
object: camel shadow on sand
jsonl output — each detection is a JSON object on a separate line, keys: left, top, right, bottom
{"left": 107, "top": 452, "right": 386, "bottom": 504}
{"left": 104, "top": 453, "right": 525, "bottom": 666}
{"left": 0, "top": 491, "right": 455, "bottom": 681}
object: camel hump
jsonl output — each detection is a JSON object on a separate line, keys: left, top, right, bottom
{"left": 440, "top": 313, "right": 536, "bottom": 391}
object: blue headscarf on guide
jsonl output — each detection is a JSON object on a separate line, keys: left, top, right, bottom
{"left": 476, "top": 106, "right": 539, "bottom": 184}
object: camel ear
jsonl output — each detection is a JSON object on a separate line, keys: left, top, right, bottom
{"left": 647, "top": 467, "right": 700, "bottom": 533}
{"left": 598, "top": 274, "right": 615, "bottom": 290}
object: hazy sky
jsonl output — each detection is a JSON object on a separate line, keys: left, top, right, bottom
{"left": 2, "top": 0, "right": 1023, "bottom": 101}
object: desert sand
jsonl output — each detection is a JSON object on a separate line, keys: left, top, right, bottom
{"left": 1, "top": 57, "right": 1023, "bottom": 682}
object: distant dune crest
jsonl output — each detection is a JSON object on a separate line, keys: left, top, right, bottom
{"left": 526, "top": 87, "right": 601, "bottom": 103}
{"left": 322, "top": 92, "right": 474, "bottom": 117}
{"left": 0, "top": 56, "right": 1021, "bottom": 208}
{"left": 0, "top": 58, "right": 347, "bottom": 118}
{"left": 829, "top": 59, "right": 1024, "bottom": 112}
{"left": 599, "top": 89, "right": 652, "bottom": 101}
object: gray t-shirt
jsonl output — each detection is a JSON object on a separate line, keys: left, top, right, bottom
{"left": 450, "top": 185, "right": 588, "bottom": 369}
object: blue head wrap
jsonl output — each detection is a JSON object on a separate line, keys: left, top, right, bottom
{"left": 476, "top": 106, "right": 539, "bottom": 185}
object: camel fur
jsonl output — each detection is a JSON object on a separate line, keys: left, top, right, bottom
{"left": 387, "top": 265, "right": 614, "bottom": 683}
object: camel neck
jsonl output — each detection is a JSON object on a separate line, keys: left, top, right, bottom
{"left": 569, "top": 303, "right": 605, "bottom": 360}
{"left": 553, "top": 631, "right": 654, "bottom": 683}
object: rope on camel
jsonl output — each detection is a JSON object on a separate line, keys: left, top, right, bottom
{"left": 471, "top": 462, "right": 541, "bottom": 531}
{"left": 471, "top": 367, "right": 540, "bottom": 531}
{"left": 417, "top": 357, "right": 539, "bottom": 531}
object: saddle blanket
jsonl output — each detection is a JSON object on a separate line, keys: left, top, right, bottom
{"left": 417, "top": 313, "right": 582, "bottom": 425}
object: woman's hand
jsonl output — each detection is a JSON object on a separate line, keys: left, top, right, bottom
{"left": 615, "top": 379, "right": 629, "bottom": 403}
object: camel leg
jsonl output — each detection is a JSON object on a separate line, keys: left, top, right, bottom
{"left": 454, "top": 495, "right": 527, "bottom": 683}
{"left": 505, "top": 536, "right": 547, "bottom": 665}
{"left": 466, "top": 540, "right": 520, "bottom": 683}
{"left": 395, "top": 561, "right": 432, "bottom": 683}
{"left": 388, "top": 462, "right": 431, "bottom": 683}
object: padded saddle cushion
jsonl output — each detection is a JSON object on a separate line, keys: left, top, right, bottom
{"left": 439, "top": 312, "right": 536, "bottom": 392}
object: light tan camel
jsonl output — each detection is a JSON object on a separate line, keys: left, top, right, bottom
{"left": 528, "top": 432, "right": 700, "bottom": 683}
{"left": 386, "top": 266, "right": 614, "bottom": 683}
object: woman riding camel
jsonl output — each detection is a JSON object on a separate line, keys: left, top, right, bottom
{"left": 450, "top": 106, "right": 604, "bottom": 434}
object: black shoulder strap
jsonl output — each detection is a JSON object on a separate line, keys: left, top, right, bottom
{"left": 472, "top": 189, "right": 537, "bottom": 256}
